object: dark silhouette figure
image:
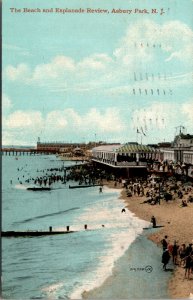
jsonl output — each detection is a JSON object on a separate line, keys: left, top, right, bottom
{"left": 161, "top": 236, "right": 168, "bottom": 251}
{"left": 172, "top": 241, "right": 179, "bottom": 265}
{"left": 151, "top": 216, "right": 156, "bottom": 228}
{"left": 162, "top": 249, "right": 170, "bottom": 271}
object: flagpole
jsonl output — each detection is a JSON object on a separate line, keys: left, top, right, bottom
{"left": 136, "top": 130, "right": 138, "bottom": 143}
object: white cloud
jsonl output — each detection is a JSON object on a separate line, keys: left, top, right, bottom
{"left": 131, "top": 102, "right": 173, "bottom": 130}
{"left": 77, "top": 54, "right": 112, "bottom": 71}
{"left": 4, "top": 20, "right": 193, "bottom": 94}
{"left": 2, "top": 101, "right": 193, "bottom": 145}
{"left": 2, "top": 107, "right": 125, "bottom": 145}
{"left": 32, "top": 55, "right": 75, "bottom": 82}
{"left": 5, "top": 63, "right": 31, "bottom": 82}
{"left": 114, "top": 20, "right": 193, "bottom": 67}
{"left": 2, "top": 131, "right": 35, "bottom": 146}
{"left": 55, "top": 107, "right": 125, "bottom": 133}
{"left": 4, "top": 111, "right": 43, "bottom": 129}
{"left": 2, "top": 110, "right": 44, "bottom": 146}
{"left": 46, "top": 111, "right": 68, "bottom": 129}
{"left": 161, "top": 21, "right": 193, "bottom": 61}
{"left": 81, "top": 107, "right": 125, "bottom": 133}
{"left": 129, "top": 100, "right": 193, "bottom": 143}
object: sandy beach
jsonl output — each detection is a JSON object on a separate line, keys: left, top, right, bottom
{"left": 118, "top": 180, "right": 193, "bottom": 299}
{"left": 123, "top": 193, "right": 193, "bottom": 298}
{"left": 84, "top": 180, "right": 193, "bottom": 299}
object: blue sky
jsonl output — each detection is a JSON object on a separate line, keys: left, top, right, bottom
{"left": 2, "top": 0, "right": 193, "bottom": 145}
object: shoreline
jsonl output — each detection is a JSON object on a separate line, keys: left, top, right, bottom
{"left": 83, "top": 180, "right": 193, "bottom": 299}
{"left": 83, "top": 228, "right": 172, "bottom": 299}
{"left": 109, "top": 180, "right": 193, "bottom": 299}
{"left": 54, "top": 156, "right": 193, "bottom": 298}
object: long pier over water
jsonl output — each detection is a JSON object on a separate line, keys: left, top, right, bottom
{"left": 1, "top": 148, "right": 59, "bottom": 156}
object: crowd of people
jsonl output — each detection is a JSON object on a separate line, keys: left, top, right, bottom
{"left": 14, "top": 161, "right": 114, "bottom": 189}
{"left": 161, "top": 235, "right": 193, "bottom": 279}
{"left": 119, "top": 173, "right": 193, "bottom": 280}
{"left": 123, "top": 174, "right": 193, "bottom": 207}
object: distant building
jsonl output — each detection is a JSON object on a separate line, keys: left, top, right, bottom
{"left": 159, "top": 133, "right": 193, "bottom": 178}
{"left": 36, "top": 139, "right": 120, "bottom": 154}
{"left": 173, "top": 133, "right": 193, "bottom": 148}
{"left": 73, "top": 147, "right": 84, "bottom": 156}
{"left": 37, "top": 141, "right": 84, "bottom": 153}
{"left": 91, "top": 134, "right": 193, "bottom": 179}
{"left": 160, "top": 133, "right": 193, "bottom": 164}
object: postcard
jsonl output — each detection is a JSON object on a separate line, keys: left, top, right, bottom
{"left": 2, "top": 0, "right": 193, "bottom": 299}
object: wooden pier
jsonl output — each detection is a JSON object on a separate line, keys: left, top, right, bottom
{"left": 1, "top": 230, "right": 75, "bottom": 237}
{"left": 69, "top": 184, "right": 102, "bottom": 189}
{"left": 1, "top": 148, "right": 59, "bottom": 156}
{"left": 1, "top": 225, "right": 89, "bottom": 237}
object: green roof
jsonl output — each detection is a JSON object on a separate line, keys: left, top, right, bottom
{"left": 116, "top": 144, "right": 156, "bottom": 153}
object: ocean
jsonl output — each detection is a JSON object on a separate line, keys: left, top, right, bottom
{"left": 2, "top": 154, "right": 162, "bottom": 299}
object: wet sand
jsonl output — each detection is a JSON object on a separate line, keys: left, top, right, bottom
{"left": 83, "top": 229, "right": 173, "bottom": 299}
{"left": 84, "top": 180, "right": 193, "bottom": 299}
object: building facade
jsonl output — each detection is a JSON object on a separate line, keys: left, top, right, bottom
{"left": 92, "top": 143, "right": 159, "bottom": 178}
{"left": 160, "top": 134, "right": 193, "bottom": 165}
{"left": 159, "top": 134, "right": 193, "bottom": 178}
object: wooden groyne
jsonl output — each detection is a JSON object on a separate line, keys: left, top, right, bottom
{"left": 1, "top": 230, "right": 75, "bottom": 237}
{"left": 1, "top": 225, "right": 90, "bottom": 237}
{"left": 69, "top": 184, "right": 102, "bottom": 189}
{"left": 27, "top": 187, "right": 51, "bottom": 191}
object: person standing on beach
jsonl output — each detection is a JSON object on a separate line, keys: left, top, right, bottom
{"left": 162, "top": 249, "right": 170, "bottom": 271}
{"left": 161, "top": 236, "right": 168, "bottom": 251}
{"left": 179, "top": 244, "right": 186, "bottom": 267}
{"left": 185, "top": 243, "right": 193, "bottom": 256}
{"left": 182, "top": 251, "right": 193, "bottom": 279}
{"left": 151, "top": 216, "right": 156, "bottom": 228}
{"left": 172, "top": 241, "right": 179, "bottom": 265}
